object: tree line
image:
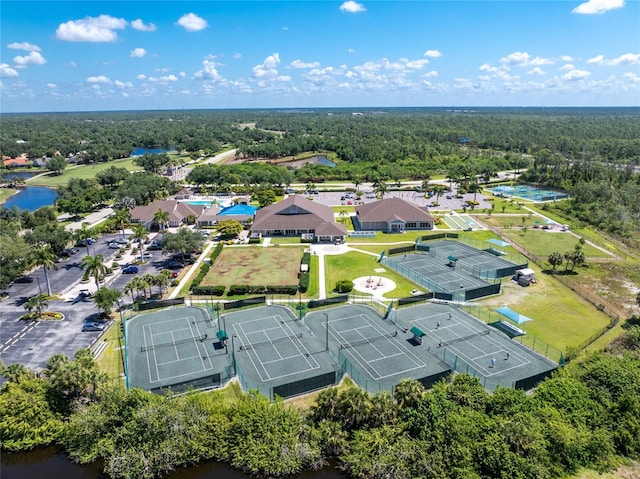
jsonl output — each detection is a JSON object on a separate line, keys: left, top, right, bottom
{"left": 1, "top": 322, "right": 639, "bottom": 479}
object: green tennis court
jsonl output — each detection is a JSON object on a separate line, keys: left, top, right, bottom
{"left": 126, "top": 306, "right": 232, "bottom": 394}
{"left": 395, "top": 303, "right": 558, "bottom": 391}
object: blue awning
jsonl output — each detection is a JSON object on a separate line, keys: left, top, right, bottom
{"left": 495, "top": 306, "right": 533, "bottom": 324}
{"left": 487, "top": 238, "right": 511, "bottom": 248}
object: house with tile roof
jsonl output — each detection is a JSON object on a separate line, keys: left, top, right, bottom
{"left": 2, "top": 155, "right": 30, "bottom": 168}
{"left": 130, "top": 200, "right": 205, "bottom": 230}
{"left": 355, "top": 197, "right": 435, "bottom": 232}
{"left": 251, "top": 195, "right": 346, "bottom": 242}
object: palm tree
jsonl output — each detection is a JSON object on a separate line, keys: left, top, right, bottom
{"left": 469, "top": 181, "right": 482, "bottom": 202}
{"left": 421, "top": 175, "right": 431, "bottom": 192}
{"left": 352, "top": 176, "right": 362, "bottom": 192}
{"left": 373, "top": 179, "right": 388, "bottom": 198}
{"left": 131, "top": 224, "right": 149, "bottom": 263}
{"left": 82, "top": 254, "right": 107, "bottom": 291}
{"left": 112, "top": 208, "right": 130, "bottom": 241}
{"left": 124, "top": 279, "right": 137, "bottom": 303}
{"left": 31, "top": 244, "right": 58, "bottom": 296}
{"left": 431, "top": 185, "right": 445, "bottom": 205}
{"left": 153, "top": 209, "right": 170, "bottom": 238}
{"left": 153, "top": 273, "right": 169, "bottom": 296}
{"left": 142, "top": 274, "right": 155, "bottom": 297}
{"left": 24, "top": 294, "right": 49, "bottom": 319}
{"left": 136, "top": 276, "right": 151, "bottom": 299}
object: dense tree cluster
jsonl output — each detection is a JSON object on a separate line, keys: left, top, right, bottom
{"left": 1, "top": 325, "right": 638, "bottom": 479}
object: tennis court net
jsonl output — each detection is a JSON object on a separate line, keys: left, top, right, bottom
{"left": 239, "top": 332, "right": 303, "bottom": 351}
{"left": 340, "top": 331, "right": 398, "bottom": 350}
{"left": 439, "top": 329, "right": 489, "bottom": 347}
{"left": 140, "top": 334, "right": 208, "bottom": 352}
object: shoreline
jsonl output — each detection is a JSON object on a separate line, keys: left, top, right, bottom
{"left": 0, "top": 188, "right": 19, "bottom": 205}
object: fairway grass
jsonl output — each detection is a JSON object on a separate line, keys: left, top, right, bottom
{"left": 324, "top": 250, "right": 422, "bottom": 298}
{"left": 500, "top": 229, "right": 611, "bottom": 258}
{"left": 0, "top": 188, "right": 18, "bottom": 204}
{"left": 27, "top": 157, "right": 141, "bottom": 187}
{"left": 203, "top": 246, "right": 304, "bottom": 288}
{"left": 94, "top": 318, "right": 125, "bottom": 384}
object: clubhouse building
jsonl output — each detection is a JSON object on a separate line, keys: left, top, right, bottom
{"left": 354, "top": 197, "right": 435, "bottom": 232}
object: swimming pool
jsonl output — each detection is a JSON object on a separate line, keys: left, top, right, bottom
{"left": 489, "top": 185, "right": 570, "bottom": 202}
{"left": 180, "top": 200, "right": 216, "bottom": 206}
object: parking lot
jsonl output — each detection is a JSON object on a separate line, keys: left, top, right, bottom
{"left": 294, "top": 188, "right": 493, "bottom": 212}
{"left": 0, "top": 231, "right": 191, "bottom": 370}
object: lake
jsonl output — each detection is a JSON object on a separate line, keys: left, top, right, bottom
{"left": 3, "top": 185, "right": 58, "bottom": 211}
{"left": 131, "top": 147, "right": 176, "bottom": 156}
{"left": 1, "top": 170, "right": 41, "bottom": 180}
{"left": 1, "top": 447, "right": 346, "bottom": 479}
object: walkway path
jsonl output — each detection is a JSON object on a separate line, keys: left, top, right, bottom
{"left": 169, "top": 241, "right": 216, "bottom": 299}
{"left": 62, "top": 206, "right": 114, "bottom": 232}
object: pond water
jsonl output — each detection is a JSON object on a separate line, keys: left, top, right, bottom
{"left": 131, "top": 147, "right": 175, "bottom": 156}
{"left": 1, "top": 170, "right": 41, "bottom": 180}
{"left": 3, "top": 185, "right": 58, "bottom": 211}
{"left": 1, "top": 447, "right": 346, "bottom": 479}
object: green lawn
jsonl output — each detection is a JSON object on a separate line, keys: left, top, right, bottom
{"left": 27, "top": 157, "right": 141, "bottom": 187}
{"left": 478, "top": 264, "right": 611, "bottom": 353}
{"left": 500, "top": 229, "right": 612, "bottom": 258}
{"left": 269, "top": 237, "right": 308, "bottom": 245}
{"left": 324, "top": 250, "right": 422, "bottom": 298}
{"left": 483, "top": 197, "right": 536, "bottom": 213}
{"left": 0, "top": 188, "right": 18, "bottom": 204}
{"left": 94, "top": 318, "right": 125, "bottom": 384}
{"left": 480, "top": 214, "right": 546, "bottom": 229}
{"left": 346, "top": 230, "right": 426, "bottom": 244}
{"left": 203, "top": 246, "right": 304, "bottom": 288}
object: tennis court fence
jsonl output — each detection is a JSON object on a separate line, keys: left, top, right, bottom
{"left": 238, "top": 332, "right": 303, "bottom": 351}
{"left": 140, "top": 334, "right": 208, "bottom": 352}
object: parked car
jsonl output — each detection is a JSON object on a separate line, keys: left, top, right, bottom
{"left": 115, "top": 238, "right": 128, "bottom": 245}
{"left": 108, "top": 242, "right": 121, "bottom": 249}
{"left": 171, "top": 271, "right": 179, "bottom": 278}
{"left": 122, "top": 265, "right": 139, "bottom": 274}
{"left": 62, "top": 247, "right": 79, "bottom": 256}
{"left": 14, "top": 275, "right": 34, "bottom": 283}
{"left": 82, "top": 322, "right": 106, "bottom": 332}
{"left": 167, "top": 261, "right": 185, "bottom": 270}
{"left": 75, "top": 238, "right": 95, "bottom": 247}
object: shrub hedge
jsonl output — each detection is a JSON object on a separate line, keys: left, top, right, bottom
{"left": 227, "top": 285, "right": 298, "bottom": 296}
{"left": 299, "top": 272, "right": 310, "bottom": 293}
{"left": 192, "top": 285, "right": 225, "bottom": 296}
{"left": 190, "top": 243, "right": 224, "bottom": 290}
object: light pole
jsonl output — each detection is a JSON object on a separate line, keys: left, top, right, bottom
{"left": 324, "top": 312, "right": 329, "bottom": 352}
{"left": 230, "top": 334, "right": 236, "bottom": 376}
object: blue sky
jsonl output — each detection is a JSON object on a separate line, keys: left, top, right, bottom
{"left": 1, "top": 0, "right": 639, "bottom": 112}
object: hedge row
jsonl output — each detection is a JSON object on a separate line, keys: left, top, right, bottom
{"left": 301, "top": 252, "right": 311, "bottom": 267}
{"left": 299, "top": 272, "right": 309, "bottom": 293}
{"left": 190, "top": 243, "right": 224, "bottom": 290}
{"left": 228, "top": 285, "right": 298, "bottom": 296}
{"left": 248, "top": 237, "right": 261, "bottom": 244}
{"left": 192, "top": 285, "right": 225, "bottom": 296}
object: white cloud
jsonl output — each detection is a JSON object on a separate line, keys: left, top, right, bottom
{"left": 47, "top": 83, "right": 57, "bottom": 89}
{"left": 560, "top": 55, "right": 575, "bottom": 62}
{"left": 176, "top": 13, "right": 208, "bottom": 32}
{"left": 500, "top": 51, "right": 530, "bottom": 66}
{"left": 589, "top": 52, "right": 640, "bottom": 65}
{"left": 86, "top": 75, "right": 112, "bottom": 84}
{"left": 137, "top": 74, "right": 146, "bottom": 80}
{"left": 114, "top": 80, "right": 133, "bottom": 88}
{"left": 587, "top": 54, "right": 605, "bottom": 64}
{"left": 130, "top": 48, "right": 147, "bottom": 59}
{"left": 179, "top": 71, "right": 186, "bottom": 79}
{"left": 68, "top": 61, "right": 78, "bottom": 68}
{"left": 403, "top": 58, "right": 430, "bottom": 70}
{"left": 148, "top": 75, "right": 178, "bottom": 82}
{"left": 348, "top": 48, "right": 357, "bottom": 54}
{"left": 194, "top": 59, "right": 224, "bottom": 81}
{"left": 340, "top": 1, "right": 366, "bottom": 13}
{"left": 560, "top": 64, "right": 575, "bottom": 71}
{"left": 233, "top": 53, "right": 242, "bottom": 59}
{"left": 0, "top": 63, "right": 19, "bottom": 78}
{"left": 131, "top": 19, "right": 156, "bottom": 32}
{"left": 253, "top": 53, "right": 281, "bottom": 78}
{"left": 290, "top": 59, "right": 321, "bottom": 69}
{"left": 56, "top": 15, "right": 127, "bottom": 42}
{"left": 561, "top": 69, "right": 591, "bottom": 80}
{"left": 8, "top": 42, "right": 41, "bottom": 52}
{"left": 572, "top": 0, "right": 624, "bottom": 15}
{"left": 423, "top": 70, "right": 438, "bottom": 78}
{"left": 528, "top": 67, "right": 546, "bottom": 75}
{"left": 424, "top": 50, "right": 442, "bottom": 58}
{"left": 500, "top": 51, "right": 553, "bottom": 67}
{"left": 623, "top": 72, "right": 640, "bottom": 82}
{"left": 13, "top": 51, "right": 46, "bottom": 68}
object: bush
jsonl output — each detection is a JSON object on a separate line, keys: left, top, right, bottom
{"left": 301, "top": 238, "right": 313, "bottom": 243}
{"left": 111, "top": 261, "right": 119, "bottom": 268}
{"left": 170, "top": 279, "right": 179, "bottom": 287}
{"left": 248, "top": 237, "right": 261, "bottom": 244}
{"left": 334, "top": 279, "right": 353, "bottom": 293}
{"left": 299, "top": 272, "right": 310, "bottom": 293}
{"left": 192, "top": 285, "right": 225, "bottom": 296}
{"left": 229, "top": 285, "right": 251, "bottom": 296}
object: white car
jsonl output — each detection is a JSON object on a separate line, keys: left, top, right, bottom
{"left": 141, "top": 253, "right": 153, "bottom": 259}
{"left": 108, "top": 243, "right": 121, "bottom": 249}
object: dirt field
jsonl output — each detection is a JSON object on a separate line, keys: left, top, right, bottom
{"left": 203, "top": 246, "right": 304, "bottom": 287}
